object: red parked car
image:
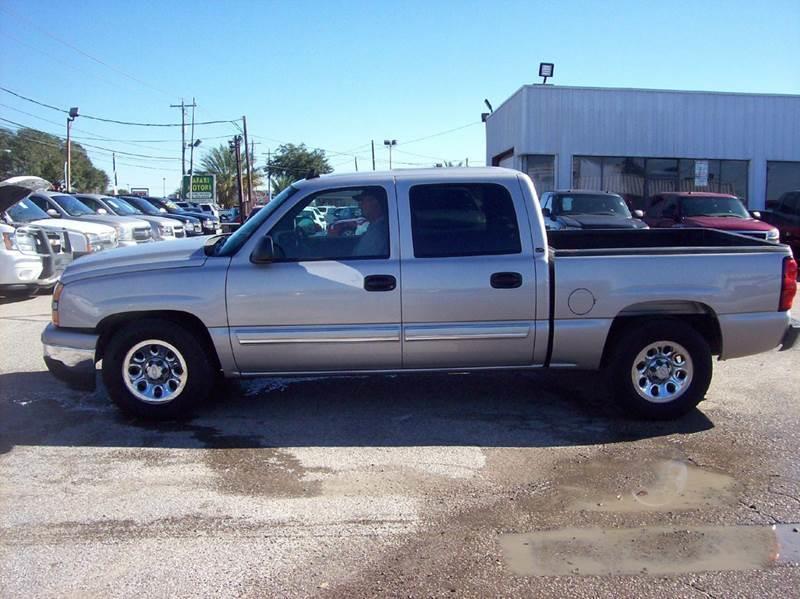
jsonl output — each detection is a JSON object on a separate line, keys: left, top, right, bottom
{"left": 644, "top": 192, "right": 780, "bottom": 242}
{"left": 760, "top": 190, "right": 800, "bottom": 258}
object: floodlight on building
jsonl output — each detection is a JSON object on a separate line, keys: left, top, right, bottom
{"left": 539, "top": 62, "right": 554, "bottom": 84}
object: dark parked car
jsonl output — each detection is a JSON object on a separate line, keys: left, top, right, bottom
{"left": 539, "top": 190, "right": 648, "bottom": 230}
{"left": 138, "top": 196, "right": 220, "bottom": 235}
{"left": 761, "top": 190, "right": 800, "bottom": 258}
{"left": 121, "top": 195, "right": 204, "bottom": 236}
{"left": 643, "top": 192, "right": 779, "bottom": 242}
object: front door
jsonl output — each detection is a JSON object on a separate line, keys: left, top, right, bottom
{"left": 396, "top": 176, "right": 537, "bottom": 368}
{"left": 225, "top": 180, "right": 402, "bottom": 373}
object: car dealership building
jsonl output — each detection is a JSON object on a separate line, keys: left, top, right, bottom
{"left": 485, "top": 85, "right": 800, "bottom": 209}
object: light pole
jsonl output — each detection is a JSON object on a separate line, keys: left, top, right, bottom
{"left": 383, "top": 139, "right": 397, "bottom": 169}
{"left": 162, "top": 177, "right": 166, "bottom": 197}
{"left": 66, "top": 107, "right": 79, "bottom": 191}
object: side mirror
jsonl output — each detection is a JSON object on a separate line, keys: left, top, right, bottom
{"left": 97, "top": 208, "right": 108, "bottom": 215}
{"left": 633, "top": 209, "right": 644, "bottom": 219}
{"left": 541, "top": 207, "right": 551, "bottom": 218}
{"left": 250, "top": 235, "right": 276, "bottom": 264}
{"left": 750, "top": 210, "right": 761, "bottom": 219}
{"left": 46, "top": 208, "right": 60, "bottom": 218}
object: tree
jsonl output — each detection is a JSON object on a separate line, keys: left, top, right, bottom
{"left": 199, "top": 143, "right": 263, "bottom": 208}
{"left": 270, "top": 172, "right": 296, "bottom": 195}
{"left": 266, "top": 143, "right": 332, "bottom": 192}
{"left": 0, "top": 127, "right": 108, "bottom": 192}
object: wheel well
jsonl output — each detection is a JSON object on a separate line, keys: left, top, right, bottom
{"left": 599, "top": 302, "right": 722, "bottom": 368}
{"left": 95, "top": 311, "right": 221, "bottom": 371}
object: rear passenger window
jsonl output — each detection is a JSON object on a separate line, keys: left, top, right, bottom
{"left": 409, "top": 183, "right": 521, "bottom": 258}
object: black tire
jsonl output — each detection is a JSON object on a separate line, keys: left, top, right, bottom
{"left": 606, "top": 319, "right": 712, "bottom": 420}
{"left": 102, "top": 318, "right": 215, "bottom": 420}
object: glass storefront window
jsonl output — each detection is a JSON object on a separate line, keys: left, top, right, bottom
{"left": 603, "top": 157, "right": 645, "bottom": 209}
{"left": 573, "top": 155, "right": 750, "bottom": 209}
{"left": 523, "top": 155, "right": 555, "bottom": 198}
{"left": 679, "top": 159, "right": 721, "bottom": 193}
{"left": 719, "top": 160, "right": 748, "bottom": 205}
{"left": 766, "top": 161, "right": 800, "bottom": 208}
{"left": 645, "top": 159, "right": 678, "bottom": 197}
{"left": 572, "top": 157, "right": 602, "bottom": 190}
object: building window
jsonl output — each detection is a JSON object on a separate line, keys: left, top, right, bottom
{"left": 766, "top": 161, "right": 800, "bottom": 208}
{"left": 573, "top": 155, "right": 748, "bottom": 209}
{"left": 522, "top": 155, "right": 555, "bottom": 198}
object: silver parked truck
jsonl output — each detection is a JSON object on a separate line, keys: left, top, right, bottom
{"left": 42, "top": 168, "right": 799, "bottom": 420}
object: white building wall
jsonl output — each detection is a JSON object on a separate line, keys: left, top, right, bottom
{"left": 486, "top": 85, "right": 800, "bottom": 208}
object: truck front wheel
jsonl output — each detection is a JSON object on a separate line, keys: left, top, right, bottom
{"left": 607, "top": 320, "right": 712, "bottom": 420}
{"left": 102, "top": 319, "right": 214, "bottom": 420}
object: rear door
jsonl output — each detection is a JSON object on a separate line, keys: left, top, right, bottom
{"left": 396, "top": 176, "right": 536, "bottom": 368}
{"left": 225, "top": 179, "right": 402, "bottom": 373}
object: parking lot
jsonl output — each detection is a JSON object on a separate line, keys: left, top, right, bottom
{"left": 1, "top": 294, "right": 799, "bottom": 597}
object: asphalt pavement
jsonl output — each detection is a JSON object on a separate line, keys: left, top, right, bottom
{"left": 1, "top": 295, "right": 799, "bottom": 598}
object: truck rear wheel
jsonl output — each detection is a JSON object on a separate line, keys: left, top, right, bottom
{"left": 102, "top": 319, "right": 214, "bottom": 420}
{"left": 607, "top": 320, "right": 712, "bottom": 420}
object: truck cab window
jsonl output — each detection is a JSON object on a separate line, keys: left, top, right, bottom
{"left": 269, "top": 186, "right": 389, "bottom": 261}
{"left": 409, "top": 183, "right": 521, "bottom": 258}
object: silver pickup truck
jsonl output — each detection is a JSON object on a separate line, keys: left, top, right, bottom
{"left": 42, "top": 168, "right": 798, "bottom": 420}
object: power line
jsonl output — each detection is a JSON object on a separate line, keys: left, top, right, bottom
{"left": 399, "top": 121, "right": 482, "bottom": 146}
{"left": 0, "top": 4, "right": 174, "bottom": 99}
{"left": 0, "top": 87, "right": 237, "bottom": 127}
{"left": 0, "top": 117, "right": 179, "bottom": 161}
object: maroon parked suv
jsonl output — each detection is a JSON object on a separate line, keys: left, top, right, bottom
{"left": 644, "top": 192, "right": 780, "bottom": 242}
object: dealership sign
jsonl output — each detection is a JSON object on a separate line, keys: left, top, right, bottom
{"left": 129, "top": 188, "right": 149, "bottom": 197}
{"left": 694, "top": 160, "right": 709, "bottom": 187}
{"left": 182, "top": 174, "right": 216, "bottom": 201}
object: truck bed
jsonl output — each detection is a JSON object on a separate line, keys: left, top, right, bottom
{"left": 548, "top": 228, "right": 784, "bottom": 256}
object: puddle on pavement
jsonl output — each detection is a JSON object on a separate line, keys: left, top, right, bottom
{"left": 501, "top": 524, "right": 800, "bottom": 576}
{"left": 559, "top": 458, "right": 736, "bottom": 512}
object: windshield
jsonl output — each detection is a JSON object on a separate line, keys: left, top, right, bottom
{"left": 682, "top": 196, "right": 749, "bottom": 218}
{"left": 105, "top": 197, "right": 140, "bottom": 215}
{"left": 553, "top": 193, "right": 632, "bottom": 217}
{"left": 5, "top": 198, "right": 50, "bottom": 223}
{"left": 125, "top": 196, "right": 162, "bottom": 215}
{"left": 215, "top": 185, "right": 299, "bottom": 256}
{"left": 52, "top": 194, "right": 96, "bottom": 217}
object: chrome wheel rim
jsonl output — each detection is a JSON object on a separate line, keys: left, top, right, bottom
{"left": 631, "top": 340, "right": 693, "bottom": 403}
{"left": 123, "top": 340, "right": 188, "bottom": 404}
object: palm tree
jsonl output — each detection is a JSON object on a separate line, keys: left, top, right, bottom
{"left": 270, "top": 172, "right": 296, "bottom": 195}
{"left": 199, "top": 144, "right": 263, "bottom": 208}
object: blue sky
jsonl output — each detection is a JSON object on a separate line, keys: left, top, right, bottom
{"left": 1, "top": 0, "right": 798, "bottom": 194}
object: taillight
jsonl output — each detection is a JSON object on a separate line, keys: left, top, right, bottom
{"left": 779, "top": 257, "right": 797, "bottom": 312}
{"left": 52, "top": 282, "right": 63, "bottom": 326}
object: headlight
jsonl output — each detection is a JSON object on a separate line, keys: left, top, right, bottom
{"left": 767, "top": 228, "right": 780, "bottom": 242}
{"left": 115, "top": 225, "right": 132, "bottom": 240}
{"left": 194, "top": 223, "right": 202, "bottom": 233}
{"left": 2, "top": 231, "right": 38, "bottom": 254}
{"left": 84, "top": 232, "right": 102, "bottom": 252}
{"left": 158, "top": 224, "right": 174, "bottom": 237}
{"left": 203, "top": 219, "right": 214, "bottom": 228}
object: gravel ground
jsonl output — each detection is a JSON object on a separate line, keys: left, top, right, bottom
{"left": 1, "top": 294, "right": 799, "bottom": 598}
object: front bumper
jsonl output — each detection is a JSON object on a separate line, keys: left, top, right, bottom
{"left": 41, "top": 323, "right": 98, "bottom": 390}
{"left": 780, "top": 319, "right": 800, "bottom": 351}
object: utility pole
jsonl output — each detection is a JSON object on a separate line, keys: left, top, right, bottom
{"left": 264, "top": 149, "right": 272, "bottom": 202}
{"left": 465, "top": 158, "right": 469, "bottom": 167}
{"left": 169, "top": 99, "right": 189, "bottom": 176}
{"left": 354, "top": 156, "right": 358, "bottom": 171}
{"left": 112, "top": 152, "right": 118, "bottom": 194}
{"left": 242, "top": 116, "right": 254, "bottom": 216}
{"left": 66, "top": 107, "right": 79, "bottom": 191}
{"left": 188, "top": 97, "right": 196, "bottom": 203}
{"left": 162, "top": 177, "right": 166, "bottom": 197}
{"left": 371, "top": 140, "right": 376, "bottom": 171}
{"left": 229, "top": 135, "right": 245, "bottom": 219}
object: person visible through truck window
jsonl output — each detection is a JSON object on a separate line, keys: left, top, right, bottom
{"left": 353, "top": 190, "right": 389, "bottom": 257}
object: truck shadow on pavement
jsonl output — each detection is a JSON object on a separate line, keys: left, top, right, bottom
{"left": 0, "top": 369, "right": 713, "bottom": 454}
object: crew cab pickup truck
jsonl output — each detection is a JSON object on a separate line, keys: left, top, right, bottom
{"left": 42, "top": 168, "right": 799, "bottom": 421}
